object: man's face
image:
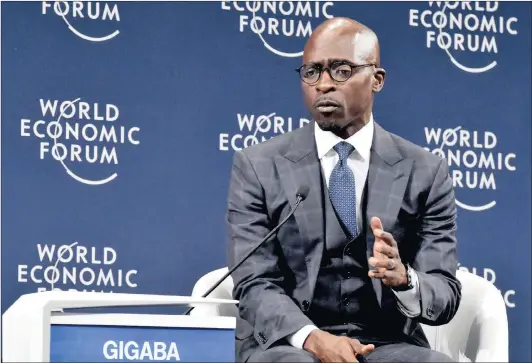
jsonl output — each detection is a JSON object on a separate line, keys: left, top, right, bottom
{"left": 300, "top": 33, "right": 383, "bottom": 132}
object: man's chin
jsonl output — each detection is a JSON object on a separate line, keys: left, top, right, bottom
{"left": 316, "top": 119, "right": 345, "bottom": 133}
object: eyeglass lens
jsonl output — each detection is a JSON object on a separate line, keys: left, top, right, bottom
{"left": 299, "top": 63, "right": 354, "bottom": 84}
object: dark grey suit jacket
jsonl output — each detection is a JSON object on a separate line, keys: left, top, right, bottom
{"left": 226, "top": 122, "right": 461, "bottom": 362}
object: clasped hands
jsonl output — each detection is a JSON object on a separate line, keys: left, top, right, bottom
{"left": 302, "top": 217, "right": 407, "bottom": 362}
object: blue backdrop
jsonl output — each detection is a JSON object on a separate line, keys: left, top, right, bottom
{"left": 2, "top": 1, "right": 530, "bottom": 361}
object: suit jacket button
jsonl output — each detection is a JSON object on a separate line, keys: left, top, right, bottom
{"left": 342, "top": 297, "right": 350, "bottom": 306}
{"left": 302, "top": 300, "right": 310, "bottom": 311}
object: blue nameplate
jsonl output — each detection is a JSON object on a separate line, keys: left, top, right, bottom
{"left": 50, "top": 324, "right": 235, "bottom": 362}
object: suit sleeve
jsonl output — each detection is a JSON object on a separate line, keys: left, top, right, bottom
{"left": 226, "top": 150, "right": 315, "bottom": 350}
{"left": 413, "top": 157, "right": 462, "bottom": 325}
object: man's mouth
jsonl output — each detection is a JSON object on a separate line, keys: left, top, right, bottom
{"left": 314, "top": 100, "right": 341, "bottom": 113}
{"left": 316, "top": 105, "right": 339, "bottom": 113}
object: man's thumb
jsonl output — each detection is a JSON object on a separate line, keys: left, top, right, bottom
{"left": 360, "top": 344, "right": 375, "bottom": 355}
{"left": 370, "top": 217, "right": 383, "bottom": 232}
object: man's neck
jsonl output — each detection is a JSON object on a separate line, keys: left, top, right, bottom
{"left": 333, "top": 112, "right": 373, "bottom": 140}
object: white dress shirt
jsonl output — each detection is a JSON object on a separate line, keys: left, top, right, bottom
{"left": 287, "top": 116, "right": 421, "bottom": 349}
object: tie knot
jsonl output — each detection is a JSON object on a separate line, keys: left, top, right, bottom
{"left": 333, "top": 141, "right": 355, "bottom": 161}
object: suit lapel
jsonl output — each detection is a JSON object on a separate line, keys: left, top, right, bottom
{"left": 366, "top": 123, "right": 413, "bottom": 306}
{"left": 274, "top": 123, "right": 324, "bottom": 297}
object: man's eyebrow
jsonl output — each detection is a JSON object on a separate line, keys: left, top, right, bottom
{"left": 328, "top": 58, "right": 353, "bottom": 64}
{"left": 304, "top": 58, "right": 353, "bottom": 66}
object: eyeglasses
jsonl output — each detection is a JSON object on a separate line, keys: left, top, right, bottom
{"left": 295, "top": 62, "right": 376, "bottom": 85}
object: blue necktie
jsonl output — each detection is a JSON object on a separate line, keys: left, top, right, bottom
{"left": 329, "top": 141, "right": 358, "bottom": 238}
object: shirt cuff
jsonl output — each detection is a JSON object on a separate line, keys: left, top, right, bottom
{"left": 287, "top": 324, "right": 319, "bottom": 349}
{"left": 392, "top": 268, "right": 421, "bottom": 317}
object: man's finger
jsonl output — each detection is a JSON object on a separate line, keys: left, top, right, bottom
{"left": 373, "top": 241, "right": 384, "bottom": 257}
{"left": 368, "top": 257, "right": 396, "bottom": 270}
{"left": 348, "top": 339, "right": 375, "bottom": 355}
{"left": 372, "top": 271, "right": 403, "bottom": 285}
{"left": 360, "top": 344, "right": 375, "bottom": 355}
{"left": 341, "top": 341, "right": 359, "bottom": 362}
{"left": 370, "top": 217, "right": 383, "bottom": 232}
{"left": 374, "top": 241, "right": 397, "bottom": 258}
{"left": 368, "top": 269, "right": 386, "bottom": 279}
{"left": 373, "top": 230, "right": 396, "bottom": 247}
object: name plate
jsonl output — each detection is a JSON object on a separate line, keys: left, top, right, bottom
{"left": 49, "top": 314, "right": 235, "bottom": 362}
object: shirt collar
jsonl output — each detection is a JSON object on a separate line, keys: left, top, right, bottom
{"left": 314, "top": 114, "right": 374, "bottom": 161}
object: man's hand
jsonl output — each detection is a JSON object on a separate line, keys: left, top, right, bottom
{"left": 368, "top": 217, "right": 408, "bottom": 288}
{"left": 303, "top": 330, "right": 374, "bottom": 362}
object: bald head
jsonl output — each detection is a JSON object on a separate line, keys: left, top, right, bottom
{"left": 304, "top": 17, "right": 380, "bottom": 67}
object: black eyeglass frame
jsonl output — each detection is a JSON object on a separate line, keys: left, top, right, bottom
{"left": 295, "top": 62, "right": 376, "bottom": 85}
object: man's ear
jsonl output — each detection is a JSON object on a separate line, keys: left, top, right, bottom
{"left": 373, "top": 67, "right": 386, "bottom": 93}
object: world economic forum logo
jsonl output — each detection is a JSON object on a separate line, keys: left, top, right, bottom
{"left": 422, "top": 126, "right": 516, "bottom": 212}
{"left": 221, "top": 1, "right": 335, "bottom": 57}
{"left": 17, "top": 241, "right": 139, "bottom": 293}
{"left": 219, "top": 111, "right": 310, "bottom": 151}
{"left": 409, "top": 1, "right": 519, "bottom": 73}
{"left": 42, "top": 1, "right": 120, "bottom": 42}
{"left": 20, "top": 97, "right": 140, "bottom": 185}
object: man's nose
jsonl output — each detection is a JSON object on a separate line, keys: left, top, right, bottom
{"left": 316, "top": 70, "right": 336, "bottom": 93}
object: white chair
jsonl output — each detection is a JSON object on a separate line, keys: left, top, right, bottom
{"left": 190, "top": 268, "right": 508, "bottom": 362}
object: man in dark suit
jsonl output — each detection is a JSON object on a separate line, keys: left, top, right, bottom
{"left": 226, "top": 17, "right": 460, "bottom": 362}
